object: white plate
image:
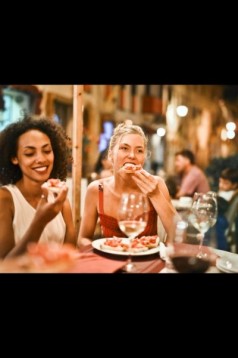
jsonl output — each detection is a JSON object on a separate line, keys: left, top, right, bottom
{"left": 92, "top": 238, "right": 160, "bottom": 256}
{"left": 216, "top": 256, "right": 238, "bottom": 273}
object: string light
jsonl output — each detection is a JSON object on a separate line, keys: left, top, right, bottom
{"left": 176, "top": 105, "right": 188, "bottom": 117}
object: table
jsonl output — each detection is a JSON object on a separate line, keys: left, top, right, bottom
{"left": 77, "top": 243, "right": 165, "bottom": 273}
{"left": 72, "top": 242, "right": 238, "bottom": 273}
{"left": 1, "top": 242, "right": 238, "bottom": 273}
{"left": 160, "top": 246, "right": 238, "bottom": 273}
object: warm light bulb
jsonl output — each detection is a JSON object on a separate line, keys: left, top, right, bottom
{"left": 176, "top": 105, "right": 188, "bottom": 117}
{"left": 226, "top": 122, "right": 236, "bottom": 131}
{"left": 221, "top": 129, "right": 227, "bottom": 141}
{"left": 227, "top": 130, "right": 235, "bottom": 139}
{"left": 157, "top": 127, "right": 166, "bottom": 137}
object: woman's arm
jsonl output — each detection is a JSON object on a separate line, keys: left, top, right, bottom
{"left": 0, "top": 189, "right": 16, "bottom": 258}
{"left": 132, "top": 170, "right": 179, "bottom": 240}
{"left": 77, "top": 181, "right": 99, "bottom": 247}
{"left": 62, "top": 198, "right": 77, "bottom": 246}
{"left": 1, "top": 186, "right": 69, "bottom": 259}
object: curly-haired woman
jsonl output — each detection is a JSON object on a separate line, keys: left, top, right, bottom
{"left": 0, "top": 115, "right": 76, "bottom": 258}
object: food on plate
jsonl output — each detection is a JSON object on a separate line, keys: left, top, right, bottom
{"left": 130, "top": 240, "right": 149, "bottom": 253}
{"left": 42, "top": 178, "right": 66, "bottom": 193}
{"left": 134, "top": 235, "right": 160, "bottom": 248}
{"left": 100, "top": 237, "right": 129, "bottom": 252}
{"left": 131, "top": 235, "right": 160, "bottom": 251}
{"left": 100, "top": 235, "right": 160, "bottom": 253}
{"left": 121, "top": 163, "right": 142, "bottom": 173}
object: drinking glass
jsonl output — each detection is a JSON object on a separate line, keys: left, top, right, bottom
{"left": 166, "top": 213, "right": 213, "bottom": 273}
{"left": 188, "top": 192, "right": 218, "bottom": 259}
{"left": 118, "top": 193, "right": 149, "bottom": 272}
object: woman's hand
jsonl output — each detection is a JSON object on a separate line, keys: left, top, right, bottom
{"left": 4, "top": 185, "right": 69, "bottom": 259}
{"left": 131, "top": 169, "right": 160, "bottom": 197}
{"left": 36, "top": 185, "right": 68, "bottom": 225}
{"left": 132, "top": 169, "right": 178, "bottom": 241}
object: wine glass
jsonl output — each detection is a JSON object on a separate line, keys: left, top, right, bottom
{"left": 118, "top": 193, "right": 149, "bottom": 272}
{"left": 188, "top": 192, "right": 218, "bottom": 259}
{"left": 166, "top": 215, "right": 213, "bottom": 273}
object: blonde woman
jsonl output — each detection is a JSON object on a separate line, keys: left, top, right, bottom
{"left": 78, "top": 121, "right": 178, "bottom": 246}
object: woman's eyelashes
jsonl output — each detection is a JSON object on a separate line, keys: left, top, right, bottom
{"left": 119, "top": 146, "right": 144, "bottom": 154}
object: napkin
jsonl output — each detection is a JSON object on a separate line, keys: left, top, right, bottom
{"left": 67, "top": 253, "right": 126, "bottom": 273}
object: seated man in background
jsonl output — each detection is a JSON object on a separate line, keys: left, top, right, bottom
{"left": 174, "top": 149, "right": 210, "bottom": 198}
{"left": 215, "top": 168, "right": 238, "bottom": 251}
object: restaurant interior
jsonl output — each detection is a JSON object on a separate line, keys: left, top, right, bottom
{"left": 1, "top": 84, "right": 238, "bottom": 176}
{"left": 0, "top": 84, "right": 238, "bottom": 273}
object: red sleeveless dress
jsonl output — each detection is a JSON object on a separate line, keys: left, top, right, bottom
{"left": 98, "top": 183, "right": 158, "bottom": 238}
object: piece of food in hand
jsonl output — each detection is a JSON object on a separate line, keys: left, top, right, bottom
{"left": 122, "top": 163, "right": 142, "bottom": 173}
{"left": 42, "top": 178, "right": 66, "bottom": 193}
{"left": 101, "top": 237, "right": 129, "bottom": 252}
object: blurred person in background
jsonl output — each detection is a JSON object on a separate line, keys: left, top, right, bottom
{"left": 174, "top": 149, "right": 210, "bottom": 198}
{"left": 0, "top": 116, "right": 76, "bottom": 259}
{"left": 215, "top": 168, "right": 238, "bottom": 251}
{"left": 218, "top": 168, "right": 238, "bottom": 202}
{"left": 91, "top": 148, "right": 113, "bottom": 181}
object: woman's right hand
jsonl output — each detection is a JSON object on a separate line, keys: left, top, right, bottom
{"left": 36, "top": 184, "right": 68, "bottom": 224}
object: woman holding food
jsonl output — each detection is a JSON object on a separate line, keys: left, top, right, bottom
{"left": 0, "top": 115, "right": 76, "bottom": 259}
{"left": 78, "top": 121, "right": 178, "bottom": 247}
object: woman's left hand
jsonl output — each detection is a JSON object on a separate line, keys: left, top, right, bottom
{"left": 131, "top": 169, "right": 159, "bottom": 197}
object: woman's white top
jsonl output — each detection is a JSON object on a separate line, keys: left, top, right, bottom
{"left": 3, "top": 184, "right": 66, "bottom": 244}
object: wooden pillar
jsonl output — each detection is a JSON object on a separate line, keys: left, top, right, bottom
{"left": 72, "top": 85, "right": 83, "bottom": 234}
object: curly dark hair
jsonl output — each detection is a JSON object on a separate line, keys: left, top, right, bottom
{"left": 0, "top": 115, "right": 69, "bottom": 185}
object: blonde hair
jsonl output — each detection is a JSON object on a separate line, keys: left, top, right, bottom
{"left": 108, "top": 121, "right": 148, "bottom": 153}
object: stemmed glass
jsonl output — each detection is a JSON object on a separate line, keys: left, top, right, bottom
{"left": 118, "top": 193, "right": 149, "bottom": 272}
{"left": 166, "top": 215, "right": 213, "bottom": 273}
{"left": 188, "top": 192, "right": 218, "bottom": 259}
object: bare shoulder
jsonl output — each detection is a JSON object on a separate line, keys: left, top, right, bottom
{"left": 87, "top": 179, "right": 101, "bottom": 194}
{"left": 0, "top": 187, "right": 13, "bottom": 202}
{"left": 87, "top": 177, "right": 113, "bottom": 193}
{"left": 0, "top": 187, "right": 14, "bottom": 212}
